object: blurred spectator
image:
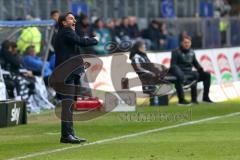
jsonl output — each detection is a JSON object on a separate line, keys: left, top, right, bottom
{"left": 22, "top": 45, "right": 52, "bottom": 79}
{"left": 50, "top": 10, "right": 60, "bottom": 23}
{"left": 76, "top": 13, "right": 94, "bottom": 37}
{"left": 49, "top": 10, "right": 60, "bottom": 60}
{"left": 192, "top": 32, "right": 203, "bottom": 49}
{"left": 1, "top": 41, "right": 22, "bottom": 73}
{"left": 214, "top": 0, "right": 231, "bottom": 17}
{"left": 106, "top": 19, "right": 119, "bottom": 43}
{"left": 142, "top": 20, "right": 165, "bottom": 50}
{"left": 17, "top": 15, "right": 42, "bottom": 55}
{"left": 75, "top": 13, "right": 96, "bottom": 55}
{"left": 0, "top": 41, "right": 34, "bottom": 78}
{"left": 93, "top": 19, "right": 111, "bottom": 55}
{"left": 128, "top": 16, "right": 140, "bottom": 39}
{"left": 1, "top": 41, "right": 36, "bottom": 109}
{"left": 160, "top": 22, "right": 179, "bottom": 50}
{"left": 116, "top": 17, "right": 131, "bottom": 41}
{"left": 159, "top": 22, "right": 168, "bottom": 36}
{"left": 17, "top": 27, "right": 42, "bottom": 55}
{"left": 158, "top": 22, "right": 168, "bottom": 50}
{"left": 113, "top": 18, "right": 121, "bottom": 27}
{"left": 3, "top": 43, "right": 54, "bottom": 113}
{"left": 219, "top": 13, "right": 230, "bottom": 46}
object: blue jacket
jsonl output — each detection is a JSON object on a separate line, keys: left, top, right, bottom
{"left": 22, "top": 55, "right": 52, "bottom": 77}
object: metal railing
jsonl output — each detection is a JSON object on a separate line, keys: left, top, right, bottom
{"left": 156, "top": 17, "right": 240, "bottom": 48}
{"left": 0, "top": 0, "right": 216, "bottom": 20}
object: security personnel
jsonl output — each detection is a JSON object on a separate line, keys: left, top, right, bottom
{"left": 54, "top": 12, "right": 98, "bottom": 144}
{"left": 17, "top": 27, "right": 42, "bottom": 54}
{"left": 170, "top": 35, "right": 213, "bottom": 105}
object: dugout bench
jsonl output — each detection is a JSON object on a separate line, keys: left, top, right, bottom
{"left": 121, "top": 73, "right": 196, "bottom": 106}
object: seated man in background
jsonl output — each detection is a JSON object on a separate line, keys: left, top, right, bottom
{"left": 1, "top": 41, "right": 54, "bottom": 113}
{"left": 1, "top": 40, "right": 33, "bottom": 75}
{"left": 170, "top": 35, "right": 213, "bottom": 105}
{"left": 1, "top": 40, "right": 35, "bottom": 108}
{"left": 1, "top": 40, "right": 25, "bottom": 98}
{"left": 22, "top": 45, "right": 52, "bottom": 85}
{"left": 129, "top": 40, "right": 171, "bottom": 96}
{"left": 1, "top": 41, "right": 28, "bottom": 74}
{"left": 93, "top": 19, "right": 111, "bottom": 55}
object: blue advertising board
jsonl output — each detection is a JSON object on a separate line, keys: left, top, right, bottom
{"left": 71, "top": 2, "right": 88, "bottom": 16}
{"left": 200, "top": 2, "right": 214, "bottom": 17}
{"left": 161, "top": 0, "right": 175, "bottom": 18}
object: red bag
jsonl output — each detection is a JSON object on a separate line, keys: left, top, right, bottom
{"left": 74, "top": 97, "right": 102, "bottom": 111}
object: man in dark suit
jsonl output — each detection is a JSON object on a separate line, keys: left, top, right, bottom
{"left": 54, "top": 12, "right": 98, "bottom": 144}
{"left": 170, "top": 35, "right": 213, "bottom": 106}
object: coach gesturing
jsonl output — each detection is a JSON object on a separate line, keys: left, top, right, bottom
{"left": 54, "top": 12, "right": 98, "bottom": 144}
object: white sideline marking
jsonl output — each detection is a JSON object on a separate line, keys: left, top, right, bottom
{"left": 45, "top": 132, "right": 60, "bottom": 135}
{"left": 8, "top": 112, "right": 240, "bottom": 160}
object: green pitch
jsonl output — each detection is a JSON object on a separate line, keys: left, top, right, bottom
{"left": 1, "top": 99, "right": 240, "bottom": 160}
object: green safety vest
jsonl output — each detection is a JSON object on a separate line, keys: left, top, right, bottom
{"left": 17, "top": 27, "right": 42, "bottom": 54}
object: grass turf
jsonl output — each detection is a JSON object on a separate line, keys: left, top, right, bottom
{"left": 0, "top": 99, "right": 240, "bottom": 160}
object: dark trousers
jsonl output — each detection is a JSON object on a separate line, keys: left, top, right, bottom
{"left": 171, "top": 68, "right": 211, "bottom": 102}
{"left": 58, "top": 74, "right": 80, "bottom": 138}
{"left": 191, "top": 71, "right": 211, "bottom": 101}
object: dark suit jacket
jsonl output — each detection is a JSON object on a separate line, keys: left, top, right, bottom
{"left": 54, "top": 27, "right": 98, "bottom": 67}
{"left": 170, "top": 47, "right": 203, "bottom": 72}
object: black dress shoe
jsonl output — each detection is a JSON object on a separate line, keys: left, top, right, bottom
{"left": 60, "top": 135, "right": 82, "bottom": 144}
{"left": 73, "top": 136, "right": 87, "bottom": 143}
{"left": 203, "top": 97, "right": 214, "bottom": 103}
{"left": 178, "top": 99, "right": 192, "bottom": 106}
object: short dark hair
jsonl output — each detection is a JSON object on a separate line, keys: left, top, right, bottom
{"left": 58, "top": 12, "right": 74, "bottom": 29}
{"left": 122, "top": 16, "right": 128, "bottom": 20}
{"left": 94, "top": 18, "right": 103, "bottom": 27}
{"left": 1, "top": 40, "right": 11, "bottom": 51}
{"left": 50, "top": 10, "right": 60, "bottom": 16}
{"left": 79, "top": 13, "right": 88, "bottom": 20}
{"left": 151, "top": 20, "right": 159, "bottom": 25}
{"left": 24, "top": 45, "right": 35, "bottom": 55}
{"left": 10, "top": 42, "right": 17, "bottom": 48}
{"left": 129, "top": 40, "right": 145, "bottom": 60}
{"left": 181, "top": 35, "right": 192, "bottom": 42}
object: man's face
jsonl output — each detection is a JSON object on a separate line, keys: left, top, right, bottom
{"left": 123, "top": 18, "right": 129, "bottom": 26}
{"left": 97, "top": 21, "right": 104, "bottom": 29}
{"left": 82, "top": 18, "right": 89, "bottom": 26}
{"left": 63, "top": 14, "right": 77, "bottom": 30}
{"left": 107, "top": 21, "right": 114, "bottom": 28}
{"left": 51, "top": 13, "right": 60, "bottom": 22}
{"left": 129, "top": 17, "right": 136, "bottom": 26}
{"left": 181, "top": 38, "right": 192, "bottom": 50}
{"left": 29, "top": 48, "right": 36, "bottom": 56}
{"left": 12, "top": 47, "right": 18, "bottom": 54}
{"left": 152, "top": 23, "right": 159, "bottom": 29}
{"left": 139, "top": 44, "right": 146, "bottom": 53}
